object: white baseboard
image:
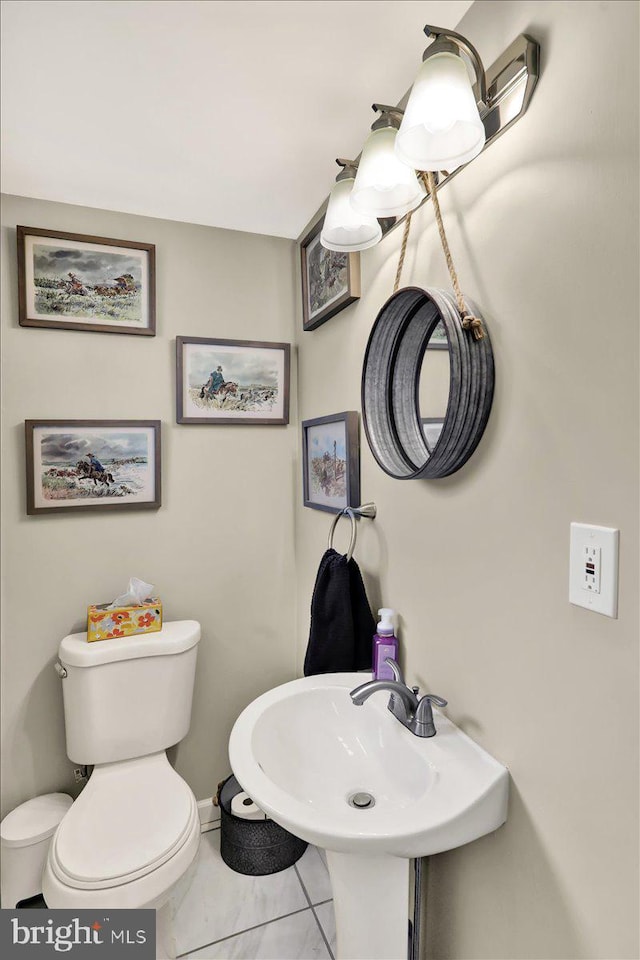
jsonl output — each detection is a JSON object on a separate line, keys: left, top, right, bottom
{"left": 197, "top": 797, "right": 221, "bottom": 831}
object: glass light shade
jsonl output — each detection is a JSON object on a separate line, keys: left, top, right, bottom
{"left": 320, "top": 178, "right": 382, "bottom": 252}
{"left": 395, "top": 51, "right": 486, "bottom": 171}
{"left": 349, "top": 127, "right": 426, "bottom": 219}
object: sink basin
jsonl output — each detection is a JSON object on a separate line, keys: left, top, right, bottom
{"left": 230, "top": 672, "right": 508, "bottom": 960}
{"left": 229, "top": 672, "right": 508, "bottom": 858}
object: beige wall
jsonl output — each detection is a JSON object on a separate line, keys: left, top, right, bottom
{"left": 1, "top": 1, "right": 638, "bottom": 957}
{"left": 294, "top": 1, "right": 638, "bottom": 958}
{"left": 0, "top": 195, "right": 298, "bottom": 818}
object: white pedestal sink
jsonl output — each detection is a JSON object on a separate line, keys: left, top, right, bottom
{"left": 229, "top": 673, "right": 508, "bottom": 960}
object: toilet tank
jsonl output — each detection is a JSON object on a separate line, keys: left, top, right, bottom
{"left": 57, "top": 620, "right": 200, "bottom": 765}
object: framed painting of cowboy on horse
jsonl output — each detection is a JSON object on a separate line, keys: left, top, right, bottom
{"left": 17, "top": 226, "right": 156, "bottom": 336}
{"left": 25, "top": 420, "right": 161, "bottom": 515}
{"left": 176, "top": 337, "right": 290, "bottom": 425}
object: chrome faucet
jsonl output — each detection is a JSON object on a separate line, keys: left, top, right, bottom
{"left": 350, "top": 659, "right": 448, "bottom": 738}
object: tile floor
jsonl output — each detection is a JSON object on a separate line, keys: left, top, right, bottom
{"left": 170, "top": 826, "right": 336, "bottom": 960}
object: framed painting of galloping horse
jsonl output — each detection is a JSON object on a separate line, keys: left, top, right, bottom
{"left": 300, "top": 214, "right": 360, "bottom": 332}
{"left": 176, "top": 337, "right": 290, "bottom": 425}
{"left": 25, "top": 420, "right": 161, "bottom": 515}
{"left": 17, "top": 226, "right": 156, "bottom": 336}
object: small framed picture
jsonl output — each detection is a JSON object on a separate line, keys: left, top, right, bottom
{"left": 25, "top": 420, "right": 161, "bottom": 515}
{"left": 176, "top": 337, "right": 290, "bottom": 425}
{"left": 302, "top": 411, "right": 360, "bottom": 513}
{"left": 422, "top": 417, "right": 445, "bottom": 452}
{"left": 300, "top": 216, "right": 360, "bottom": 331}
{"left": 17, "top": 226, "right": 156, "bottom": 336}
{"left": 427, "top": 321, "right": 448, "bottom": 349}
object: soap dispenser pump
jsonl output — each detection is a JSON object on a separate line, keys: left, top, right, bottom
{"left": 372, "top": 608, "right": 399, "bottom": 681}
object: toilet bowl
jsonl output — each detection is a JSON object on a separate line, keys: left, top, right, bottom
{"left": 45, "top": 621, "right": 202, "bottom": 959}
{"left": 43, "top": 753, "right": 200, "bottom": 910}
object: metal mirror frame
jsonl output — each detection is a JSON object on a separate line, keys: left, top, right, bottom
{"left": 361, "top": 287, "right": 494, "bottom": 479}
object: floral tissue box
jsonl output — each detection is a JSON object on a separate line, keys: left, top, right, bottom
{"left": 87, "top": 598, "right": 163, "bottom": 642}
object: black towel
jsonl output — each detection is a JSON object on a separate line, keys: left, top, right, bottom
{"left": 304, "top": 548, "right": 376, "bottom": 676}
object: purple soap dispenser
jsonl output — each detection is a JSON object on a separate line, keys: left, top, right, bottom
{"left": 372, "top": 609, "right": 398, "bottom": 681}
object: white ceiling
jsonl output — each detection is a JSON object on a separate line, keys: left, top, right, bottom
{"left": 1, "top": 0, "right": 472, "bottom": 239}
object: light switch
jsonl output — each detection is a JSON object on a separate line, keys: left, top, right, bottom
{"left": 570, "top": 523, "right": 619, "bottom": 618}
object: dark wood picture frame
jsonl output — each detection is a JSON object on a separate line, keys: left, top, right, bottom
{"left": 17, "top": 226, "right": 156, "bottom": 336}
{"left": 302, "top": 411, "right": 360, "bottom": 514}
{"left": 421, "top": 417, "right": 445, "bottom": 454}
{"left": 176, "top": 336, "right": 290, "bottom": 425}
{"left": 25, "top": 420, "right": 162, "bottom": 515}
{"left": 427, "top": 321, "right": 449, "bottom": 350}
{"left": 300, "top": 215, "right": 360, "bottom": 331}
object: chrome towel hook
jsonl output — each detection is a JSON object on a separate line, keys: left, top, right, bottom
{"left": 327, "top": 503, "right": 377, "bottom": 562}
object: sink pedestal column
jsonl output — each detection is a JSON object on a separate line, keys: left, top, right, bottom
{"left": 325, "top": 851, "right": 409, "bottom": 960}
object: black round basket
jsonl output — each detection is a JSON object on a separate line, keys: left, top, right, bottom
{"left": 218, "top": 775, "right": 307, "bottom": 876}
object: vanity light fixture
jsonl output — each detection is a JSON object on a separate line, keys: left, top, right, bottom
{"left": 349, "top": 105, "right": 426, "bottom": 220}
{"left": 395, "top": 24, "right": 487, "bottom": 172}
{"left": 320, "top": 159, "right": 382, "bottom": 252}
{"left": 314, "top": 28, "right": 539, "bottom": 250}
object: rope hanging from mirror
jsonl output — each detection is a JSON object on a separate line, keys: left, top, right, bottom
{"left": 391, "top": 171, "right": 485, "bottom": 342}
{"left": 393, "top": 210, "right": 413, "bottom": 294}
{"left": 423, "top": 170, "right": 485, "bottom": 341}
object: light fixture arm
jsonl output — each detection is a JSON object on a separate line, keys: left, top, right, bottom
{"left": 335, "top": 157, "right": 359, "bottom": 181}
{"left": 370, "top": 103, "right": 404, "bottom": 130}
{"left": 423, "top": 23, "right": 487, "bottom": 107}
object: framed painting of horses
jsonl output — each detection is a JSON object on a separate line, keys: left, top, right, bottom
{"left": 302, "top": 411, "right": 360, "bottom": 514}
{"left": 25, "top": 420, "right": 161, "bottom": 515}
{"left": 17, "top": 226, "right": 156, "bottom": 336}
{"left": 176, "top": 337, "right": 290, "bottom": 425}
{"left": 300, "top": 214, "right": 360, "bottom": 332}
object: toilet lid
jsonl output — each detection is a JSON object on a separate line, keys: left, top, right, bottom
{"left": 1, "top": 793, "right": 73, "bottom": 848}
{"left": 52, "top": 757, "right": 196, "bottom": 888}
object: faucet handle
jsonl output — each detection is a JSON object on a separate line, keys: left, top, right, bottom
{"left": 421, "top": 694, "right": 448, "bottom": 708}
{"left": 384, "top": 658, "right": 405, "bottom": 685}
{"left": 413, "top": 692, "right": 449, "bottom": 737}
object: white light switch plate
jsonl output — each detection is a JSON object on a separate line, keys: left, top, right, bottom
{"left": 569, "top": 523, "right": 619, "bottom": 618}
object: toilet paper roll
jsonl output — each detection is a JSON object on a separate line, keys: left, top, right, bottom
{"left": 231, "top": 792, "right": 267, "bottom": 821}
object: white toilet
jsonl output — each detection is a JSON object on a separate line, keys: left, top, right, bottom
{"left": 43, "top": 620, "right": 202, "bottom": 959}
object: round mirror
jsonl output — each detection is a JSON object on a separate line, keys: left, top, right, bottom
{"left": 361, "top": 286, "right": 494, "bottom": 479}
